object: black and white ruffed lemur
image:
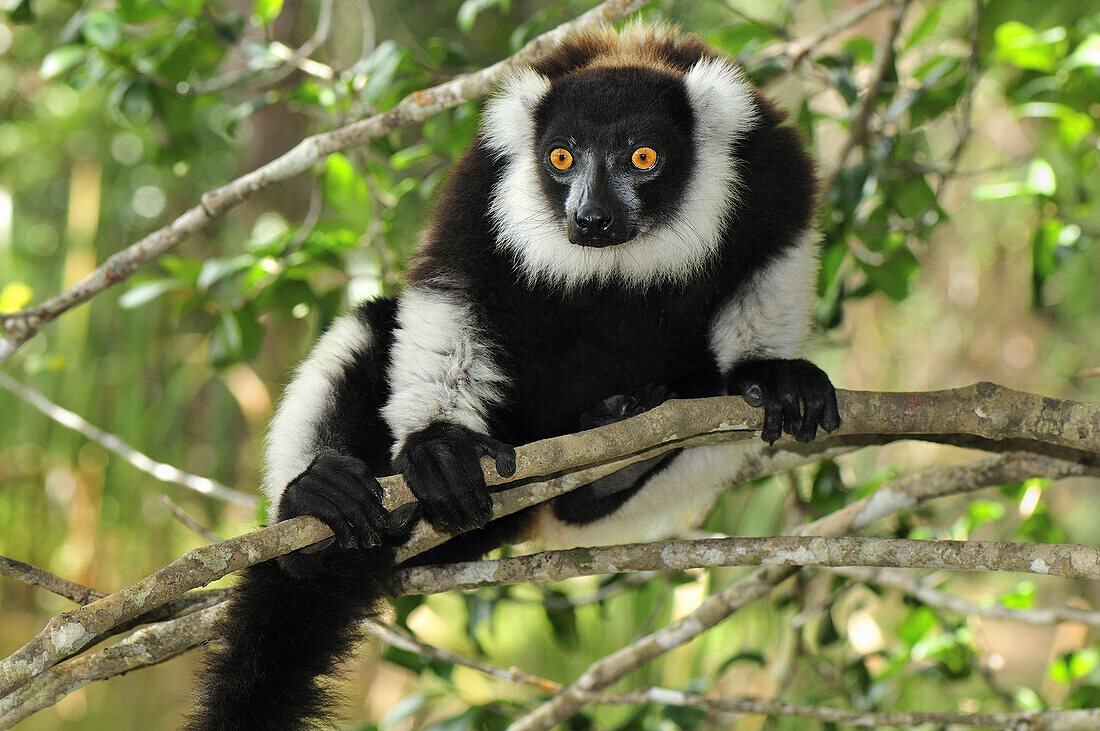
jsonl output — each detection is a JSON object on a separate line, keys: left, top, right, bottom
{"left": 188, "top": 22, "right": 840, "bottom": 730}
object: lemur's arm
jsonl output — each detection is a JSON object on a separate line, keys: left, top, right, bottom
{"left": 709, "top": 234, "right": 840, "bottom": 443}
{"left": 381, "top": 286, "right": 516, "bottom": 533}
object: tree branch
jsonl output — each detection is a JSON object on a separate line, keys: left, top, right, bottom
{"left": 588, "top": 690, "right": 1100, "bottom": 729}
{"left": 820, "top": 0, "right": 910, "bottom": 195}
{"left": 0, "top": 556, "right": 105, "bottom": 606}
{"left": 0, "top": 606, "right": 221, "bottom": 729}
{"left": 508, "top": 449, "right": 1092, "bottom": 729}
{"left": 0, "top": 372, "right": 255, "bottom": 507}
{"left": 1, "top": 386, "right": 1096, "bottom": 701}
{"left": 0, "top": 0, "right": 649, "bottom": 366}
{"left": 835, "top": 566, "right": 1100, "bottom": 628}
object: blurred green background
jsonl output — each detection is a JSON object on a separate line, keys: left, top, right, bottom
{"left": 1, "top": 0, "right": 1099, "bottom": 728}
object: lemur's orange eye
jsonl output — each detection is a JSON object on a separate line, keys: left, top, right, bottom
{"left": 549, "top": 148, "right": 573, "bottom": 170}
{"left": 632, "top": 147, "right": 657, "bottom": 170}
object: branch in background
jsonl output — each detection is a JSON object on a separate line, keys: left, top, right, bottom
{"left": 397, "top": 535, "right": 1100, "bottom": 596}
{"left": 363, "top": 621, "right": 562, "bottom": 693}
{"left": 819, "top": 0, "right": 910, "bottom": 195}
{"left": 835, "top": 566, "right": 1100, "bottom": 628}
{"left": 160, "top": 496, "right": 223, "bottom": 543}
{"left": 0, "top": 606, "right": 221, "bottom": 729}
{"left": 0, "top": 556, "right": 105, "bottom": 606}
{"left": 187, "top": 0, "right": 334, "bottom": 95}
{"left": 589, "top": 690, "right": 1100, "bottom": 729}
{"left": 0, "top": 371, "right": 255, "bottom": 508}
{"left": 0, "top": 0, "right": 651, "bottom": 366}
{"left": 2, "top": 385, "right": 1097, "bottom": 700}
{"left": 773, "top": 0, "right": 898, "bottom": 67}
{"left": 508, "top": 449, "right": 1091, "bottom": 729}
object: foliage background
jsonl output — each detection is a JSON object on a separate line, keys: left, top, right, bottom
{"left": 1, "top": 0, "right": 1098, "bottom": 728}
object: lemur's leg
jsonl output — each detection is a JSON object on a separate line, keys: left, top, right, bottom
{"left": 523, "top": 383, "right": 754, "bottom": 550}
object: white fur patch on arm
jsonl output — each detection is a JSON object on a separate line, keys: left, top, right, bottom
{"left": 709, "top": 231, "right": 820, "bottom": 372}
{"left": 263, "top": 313, "right": 374, "bottom": 518}
{"left": 381, "top": 287, "right": 510, "bottom": 456}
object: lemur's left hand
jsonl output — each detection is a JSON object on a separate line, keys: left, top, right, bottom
{"left": 728, "top": 358, "right": 841, "bottom": 445}
{"left": 395, "top": 422, "right": 516, "bottom": 534}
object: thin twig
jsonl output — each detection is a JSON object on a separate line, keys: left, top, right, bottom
{"left": 819, "top": 0, "right": 910, "bottom": 195}
{"left": 187, "top": 0, "right": 335, "bottom": 95}
{"left": 0, "top": 556, "right": 105, "bottom": 606}
{"left": 363, "top": 621, "right": 562, "bottom": 693}
{"left": 835, "top": 566, "right": 1100, "bottom": 628}
{"left": 160, "top": 496, "right": 223, "bottom": 543}
{"left": 0, "top": 371, "right": 255, "bottom": 507}
{"left": 587, "top": 689, "right": 1100, "bottom": 729}
{"left": 774, "top": 0, "right": 897, "bottom": 68}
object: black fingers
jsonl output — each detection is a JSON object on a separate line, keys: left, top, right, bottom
{"left": 728, "top": 359, "right": 841, "bottom": 445}
{"left": 275, "top": 449, "right": 410, "bottom": 577}
{"left": 395, "top": 422, "right": 515, "bottom": 534}
{"left": 578, "top": 382, "right": 676, "bottom": 430}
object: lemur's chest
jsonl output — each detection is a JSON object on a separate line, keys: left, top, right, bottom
{"left": 489, "top": 285, "right": 718, "bottom": 441}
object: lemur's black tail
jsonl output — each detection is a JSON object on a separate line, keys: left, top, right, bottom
{"left": 186, "top": 548, "right": 395, "bottom": 731}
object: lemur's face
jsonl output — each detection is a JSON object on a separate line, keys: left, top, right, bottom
{"left": 482, "top": 56, "right": 757, "bottom": 288}
{"left": 532, "top": 67, "right": 695, "bottom": 248}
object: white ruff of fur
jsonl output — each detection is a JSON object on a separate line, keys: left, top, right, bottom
{"left": 483, "top": 58, "right": 759, "bottom": 289}
{"left": 381, "top": 287, "right": 510, "bottom": 457}
{"left": 708, "top": 231, "right": 820, "bottom": 370}
{"left": 263, "top": 313, "right": 372, "bottom": 519}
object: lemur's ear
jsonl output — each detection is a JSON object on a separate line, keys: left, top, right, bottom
{"left": 481, "top": 68, "right": 551, "bottom": 160}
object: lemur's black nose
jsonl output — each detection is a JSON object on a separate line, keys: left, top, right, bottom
{"left": 574, "top": 202, "right": 614, "bottom": 234}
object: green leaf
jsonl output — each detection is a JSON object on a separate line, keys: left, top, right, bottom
{"left": 1026, "top": 158, "right": 1056, "bottom": 196}
{"left": 208, "top": 311, "right": 243, "bottom": 369}
{"left": 456, "top": 0, "right": 510, "bottom": 33}
{"left": 82, "top": 10, "right": 123, "bottom": 50}
{"left": 545, "top": 604, "right": 579, "bottom": 648}
{"left": 1049, "top": 648, "right": 1099, "bottom": 684}
{"left": 0, "top": 282, "right": 33, "bottom": 313}
{"left": 904, "top": 4, "right": 943, "bottom": 51}
{"left": 251, "top": 0, "right": 284, "bottom": 26}
{"left": 717, "top": 650, "right": 767, "bottom": 675}
{"left": 380, "top": 692, "right": 429, "bottom": 729}
{"left": 999, "top": 581, "right": 1036, "bottom": 610}
{"left": 994, "top": 22, "right": 1069, "bottom": 72}
{"left": 891, "top": 177, "right": 937, "bottom": 221}
{"left": 8, "top": 0, "right": 34, "bottom": 23}
{"left": 40, "top": 45, "right": 89, "bottom": 80}
{"left": 859, "top": 247, "right": 919, "bottom": 301}
{"left": 359, "top": 42, "right": 406, "bottom": 104}
{"left": 197, "top": 255, "right": 255, "bottom": 292}
{"left": 390, "top": 143, "right": 433, "bottom": 170}
{"left": 324, "top": 154, "right": 371, "bottom": 226}
{"left": 118, "top": 279, "right": 187, "bottom": 309}
{"left": 1062, "top": 34, "right": 1100, "bottom": 70}
{"left": 207, "top": 309, "right": 262, "bottom": 368}
{"left": 898, "top": 606, "right": 937, "bottom": 646}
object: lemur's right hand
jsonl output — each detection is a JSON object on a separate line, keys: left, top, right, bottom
{"left": 395, "top": 422, "right": 516, "bottom": 534}
{"left": 276, "top": 449, "right": 417, "bottom": 577}
{"left": 579, "top": 382, "right": 675, "bottom": 429}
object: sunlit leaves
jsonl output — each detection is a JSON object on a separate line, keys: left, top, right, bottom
{"left": 251, "top": 0, "right": 284, "bottom": 26}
